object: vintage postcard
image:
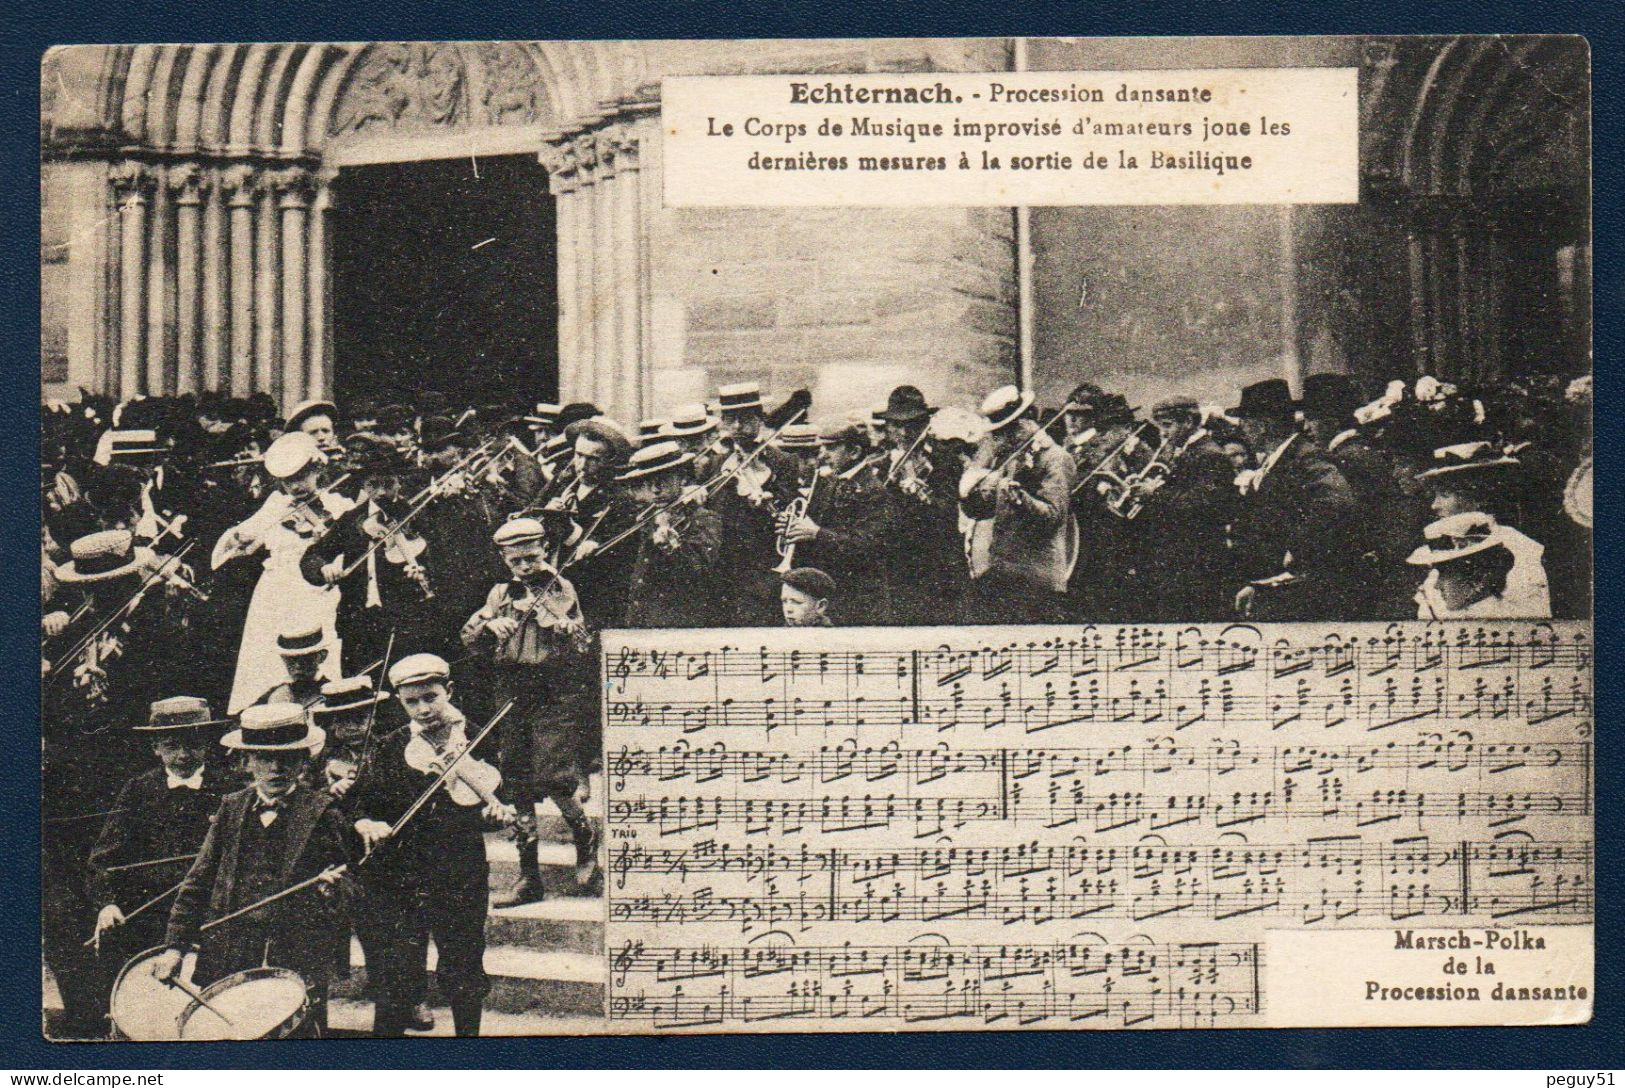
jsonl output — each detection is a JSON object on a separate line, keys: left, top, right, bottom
{"left": 39, "top": 34, "right": 1591, "bottom": 1040}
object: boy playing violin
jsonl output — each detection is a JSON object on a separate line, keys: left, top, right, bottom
{"left": 350, "top": 653, "right": 514, "bottom": 1036}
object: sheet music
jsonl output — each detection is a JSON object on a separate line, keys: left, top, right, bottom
{"left": 601, "top": 623, "right": 1593, "bottom": 1031}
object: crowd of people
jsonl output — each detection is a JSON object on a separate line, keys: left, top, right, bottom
{"left": 40, "top": 366, "right": 1591, "bottom": 1038}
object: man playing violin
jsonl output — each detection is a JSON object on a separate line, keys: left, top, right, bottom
{"left": 301, "top": 436, "right": 441, "bottom": 673}
{"left": 617, "top": 441, "right": 724, "bottom": 628}
{"left": 879, "top": 385, "right": 964, "bottom": 626}
{"left": 461, "top": 517, "right": 598, "bottom": 906}
{"left": 351, "top": 654, "right": 513, "bottom": 1037}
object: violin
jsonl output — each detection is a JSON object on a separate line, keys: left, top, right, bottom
{"left": 361, "top": 508, "right": 434, "bottom": 600}
{"left": 403, "top": 729, "right": 510, "bottom": 816}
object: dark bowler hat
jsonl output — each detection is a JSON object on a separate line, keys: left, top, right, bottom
{"left": 781, "top": 566, "right": 837, "bottom": 600}
{"left": 1232, "top": 379, "right": 1297, "bottom": 421}
{"left": 617, "top": 440, "right": 693, "bottom": 481}
{"left": 137, "top": 696, "right": 230, "bottom": 732}
{"left": 556, "top": 402, "right": 601, "bottom": 430}
{"left": 309, "top": 676, "right": 390, "bottom": 717}
{"left": 221, "top": 702, "right": 324, "bottom": 752}
{"left": 880, "top": 385, "right": 934, "bottom": 423}
{"left": 1300, "top": 373, "right": 1363, "bottom": 422}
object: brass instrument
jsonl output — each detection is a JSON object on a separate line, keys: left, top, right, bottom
{"left": 1071, "top": 421, "right": 1171, "bottom": 520}
{"left": 773, "top": 466, "right": 828, "bottom": 574}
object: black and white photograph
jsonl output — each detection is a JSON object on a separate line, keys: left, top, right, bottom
{"left": 39, "top": 34, "right": 1591, "bottom": 1042}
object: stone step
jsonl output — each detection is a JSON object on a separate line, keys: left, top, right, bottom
{"left": 326, "top": 998, "right": 604, "bottom": 1038}
{"left": 483, "top": 835, "right": 604, "bottom": 899}
{"left": 334, "top": 938, "right": 604, "bottom": 1018}
{"left": 488, "top": 896, "right": 602, "bottom": 955}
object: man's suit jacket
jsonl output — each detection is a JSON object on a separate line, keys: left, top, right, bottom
{"left": 164, "top": 784, "right": 351, "bottom": 988}
{"left": 962, "top": 438, "right": 1079, "bottom": 595}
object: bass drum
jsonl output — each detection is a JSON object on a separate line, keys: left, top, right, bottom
{"left": 109, "top": 947, "right": 192, "bottom": 1041}
{"left": 1563, "top": 455, "right": 1593, "bottom": 529}
{"left": 176, "top": 966, "right": 311, "bottom": 1041}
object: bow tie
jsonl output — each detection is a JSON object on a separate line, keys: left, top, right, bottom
{"left": 166, "top": 771, "right": 204, "bottom": 791}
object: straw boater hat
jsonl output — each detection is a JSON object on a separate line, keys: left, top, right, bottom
{"left": 261, "top": 431, "right": 325, "bottom": 480}
{"left": 979, "top": 385, "right": 1035, "bottom": 431}
{"left": 1415, "top": 441, "right": 1521, "bottom": 480}
{"left": 524, "top": 402, "right": 562, "bottom": 429}
{"left": 660, "top": 403, "right": 717, "bottom": 439}
{"left": 285, "top": 399, "right": 338, "bottom": 432}
{"left": 221, "top": 702, "right": 324, "bottom": 752}
{"left": 93, "top": 428, "right": 166, "bottom": 466}
{"left": 309, "top": 676, "right": 390, "bottom": 717}
{"left": 388, "top": 653, "right": 452, "bottom": 690}
{"left": 776, "top": 423, "right": 821, "bottom": 450}
{"left": 717, "top": 382, "right": 765, "bottom": 414}
{"left": 55, "top": 529, "right": 156, "bottom": 584}
{"left": 637, "top": 419, "right": 668, "bottom": 446}
{"left": 136, "top": 696, "right": 230, "bottom": 732}
{"left": 1405, "top": 512, "right": 1511, "bottom": 567}
{"left": 617, "top": 440, "right": 693, "bottom": 482}
{"left": 276, "top": 623, "right": 331, "bottom": 658}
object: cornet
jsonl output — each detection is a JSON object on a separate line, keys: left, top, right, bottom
{"left": 773, "top": 466, "right": 827, "bottom": 574}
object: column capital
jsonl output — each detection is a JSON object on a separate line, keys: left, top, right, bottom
{"left": 220, "top": 163, "right": 262, "bottom": 207}
{"left": 109, "top": 160, "right": 155, "bottom": 202}
{"left": 166, "top": 162, "right": 213, "bottom": 205}
{"left": 267, "top": 166, "right": 315, "bottom": 209}
{"left": 599, "top": 123, "right": 640, "bottom": 173}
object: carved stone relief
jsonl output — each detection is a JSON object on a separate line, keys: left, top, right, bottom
{"left": 330, "top": 42, "right": 468, "bottom": 136}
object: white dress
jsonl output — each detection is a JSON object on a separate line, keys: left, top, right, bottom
{"left": 214, "top": 489, "right": 356, "bottom": 713}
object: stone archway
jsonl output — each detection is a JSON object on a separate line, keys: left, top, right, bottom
{"left": 43, "top": 40, "right": 662, "bottom": 421}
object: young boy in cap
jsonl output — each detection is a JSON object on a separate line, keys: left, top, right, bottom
{"left": 154, "top": 703, "right": 352, "bottom": 1036}
{"left": 350, "top": 654, "right": 511, "bottom": 1036}
{"left": 461, "top": 517, "right": 597, "bottom": 905}
{"left": 780, "top": 567, "right": 837, "bottom": 627}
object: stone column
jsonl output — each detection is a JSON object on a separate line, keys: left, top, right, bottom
{"left": 542, "top": 149, "right": 581, "bottom": 403}
{"left": 199, "top": 169, "right": 227, "bottom": 391}
{"left": 605, "top": 125, "right": 644, "bottom": 421}
{"left": 573, "top": 141, "right": 601, "bottom": 407}
{"left": 307, "top": 173, "right": 336, "bottom": 401}
{"left": 271, "top": 167, "right": 313, "bottom": 409}
{"left": 144, "top": 164, "right": 173, "bottom": 395}
{"left": 110, "top": 161, "right": 153, "bottom": 399}
{"left": 591, "top": 134, "right": 622, "bottom": 412}
{"left": 222, "top": 164, "right": 259, "bottom": 397}
{"left": 170, "top": 163, "right": 209, "bottom": 394}
{"left": 254, "top": 176, "right": 281, "bottom": 398}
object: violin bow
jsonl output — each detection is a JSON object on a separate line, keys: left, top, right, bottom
{"left": 48, "top": 538, "right": 200, "bottom": 684}
{"left": 370, "top": 700, "right": 516, "bottom": 855}
{"left": 354, "top": 628, "right": 397, "bottom": 785}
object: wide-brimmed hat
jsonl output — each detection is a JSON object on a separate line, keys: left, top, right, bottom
{"left": 1231, "top": 379, "right": 1297, "bottom": 422}
{"left": 1416, "top": 441, "right": 1520, "bottom": 481}
{"left": 637, "top": 419, "right": 668, "bottom": 445}
{"left": 1406, "top": 512, "right": 1511, "bottom": 567}
{"left": 276, "top": 624, "right": 331, "bottom": 657}
{"left": 262, "top": 431, "right": 325, "bottom": 480}
{"left": 221, "top": 702, "right": 324, "bottom": 752}
{"left": 717, "top": 382, "right": 765, "bottom": 414}
{"left": 661, "top": 403, "right": 717, "bottom": 439}
{"left": 879, "top": 385, "right": 934, "bottom": 423}
{"left": 564, "top": 418, "right": 634, "bottom": 462}
{"left": 309, "top": 676, "right": 390, "bottom": 717}
{"left": 556, "top": 402, "right": 601, "bottom": 431}
{"left": 1063, "top": 382, "right": 1106, "bottom": 413}
{"left": 1299, "top": 374, "right": 1362, "bottom": 422}
{"left": 388, "top": 653, "right": 452, "bottom": 689}
{"left": 137, "top": 696, "right": 230, "bottom": 732}
{"left": 776, "top": 423, "right": 821, "bottom": 450}
{"left": 55, "top": 530, "right": 156, "bottom": 584}
{"left": 285, "top": 399, "right": 338, "bottom": 432}
{"left": 979, "top": 385, "right": 1035, "bottom": 431}
{"left": 617, "top": 440, "right": 693, "bottom": 482}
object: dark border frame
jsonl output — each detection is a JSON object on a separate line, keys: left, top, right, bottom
{"left": 5, "top": 0, "right": 1617, "bottom": 1069}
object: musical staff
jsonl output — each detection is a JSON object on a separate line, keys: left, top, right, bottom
{"left": 601, "top": 622, "right": 1593, "bottom": 1031}
{"left": 607, "top": 939, "right": 1261, "bottom": 1030}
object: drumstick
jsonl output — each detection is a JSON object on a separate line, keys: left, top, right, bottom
{"left": 198, "top": 865, "right": 347, "bottom": 933}
{"left": 83, "top": 877, "right": 186, "bottom": 948}
{"left": 163, "top": 975, "right": 237, "bottom": 1030}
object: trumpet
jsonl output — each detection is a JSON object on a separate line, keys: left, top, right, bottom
{"left": 1072, "top": 421, "right": 1173, "bottom": 520}
{"left": 773, "top": 466, "right": 828, "bottom": 574}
